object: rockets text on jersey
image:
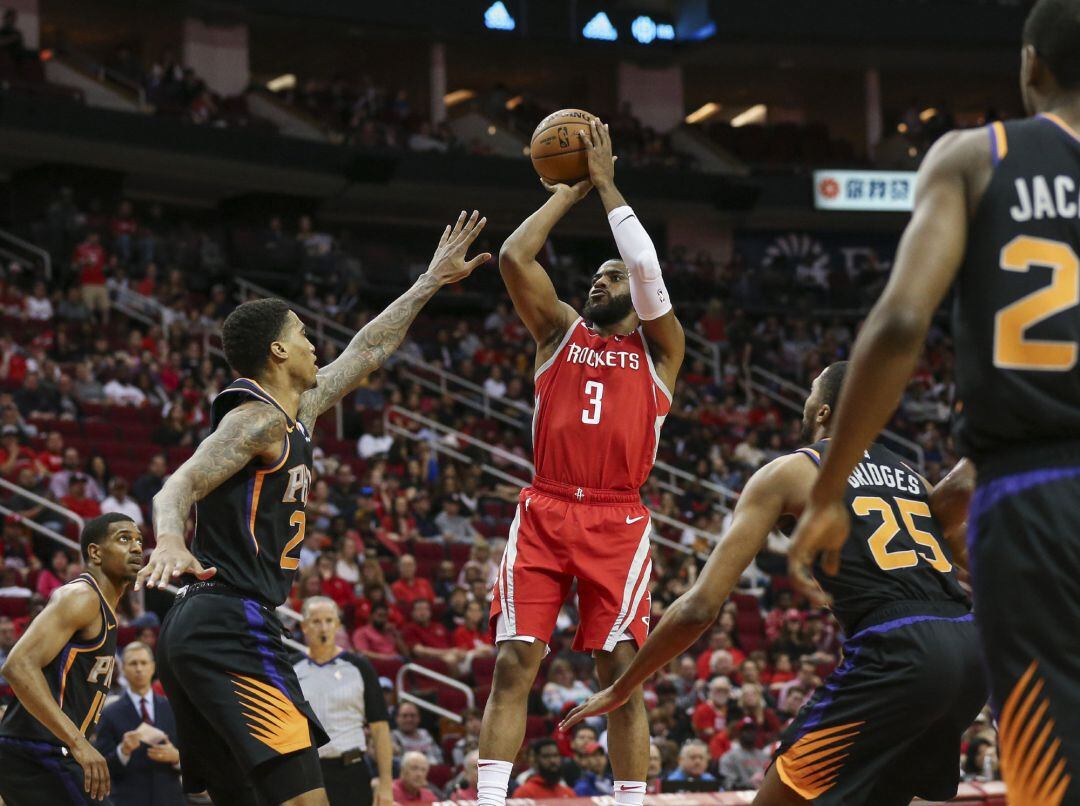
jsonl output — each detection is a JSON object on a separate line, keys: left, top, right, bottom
{"left": 532, "top": 318, "right": 671, "bottom": 491}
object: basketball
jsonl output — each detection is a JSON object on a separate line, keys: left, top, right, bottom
{"left": 530, "top": 108, "right": 595, "bottom": 184}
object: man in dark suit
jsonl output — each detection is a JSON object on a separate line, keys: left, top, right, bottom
{"left": 93, "top": 641, "right": 185, "bottom": 806}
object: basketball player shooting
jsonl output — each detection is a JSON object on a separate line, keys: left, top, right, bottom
{"left": 134, "top": 211, "right": 490, "bottom": 806}
{"left": 476, "top": 119, "right": 685, "bottom": 806}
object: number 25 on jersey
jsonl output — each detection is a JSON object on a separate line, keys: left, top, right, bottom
{"left": 853, "top": 495, "right": 953, "bottom": 574}
{"left": 582, "top": 381, "right": 604, "bottom": 425}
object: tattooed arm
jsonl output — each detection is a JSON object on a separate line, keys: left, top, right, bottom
{"left": 297, "top": 210, "right": 491, "bottom": 431}
{"left": 135, "top": 403, "right": 285, "bottom": 590}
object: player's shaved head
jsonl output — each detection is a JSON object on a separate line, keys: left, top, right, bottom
{"left": 817, "top": 361, "right": 850, "bottom": 411}
{"left": 802, "top": 361, "right": 849, "bottom": 441}
{"left": 1024, "top": 0, "right": 1080, "bottom": 89}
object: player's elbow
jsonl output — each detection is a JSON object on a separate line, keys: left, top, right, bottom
{"left": 2, "top": 652, "right": 30, "bottom": 688}
{"left": 498, "top": 243, "right": 527, "bottom": 271}
{"left": 869, "top": 302, "right": 930, "bottom": 350}
{"left": 679, "top": 590, "right": 722, "bottom": 630}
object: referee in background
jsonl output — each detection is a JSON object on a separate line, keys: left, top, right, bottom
{"left": 295, "top": 596, "right": 394, "bottom": 806}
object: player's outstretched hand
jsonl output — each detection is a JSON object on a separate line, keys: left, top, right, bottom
{"left": 559, "top": 686, "right": 628, "bottom": 732}
{"left": 581, "top": 118, "right": 616, "bottom": 190}
{"left": 788, "top": 497, "right": 850, "bottom": 607}
{"left": 426, "top": 210, "right": 492, "bottom": 286}
{"left": 71, "top": 736, "right": 111, "bottom": 801}
{"left": 135, "top": 539, "right": 216, "bottom": 591}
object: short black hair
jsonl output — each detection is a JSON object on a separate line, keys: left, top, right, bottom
{"left": 1024, "top": 0, "right": 1080, "bottom": 89}
{"left": 531, "top": 738, "right": 559, "bottom": 755}
{"left": 817, "top": 361, "right": 849, "bottom": 410}
{"left": 221, "top": 298, "right": 292, "bottom": 378}
{"left": 80, "top": 512, "right": 135, "bottom": 561}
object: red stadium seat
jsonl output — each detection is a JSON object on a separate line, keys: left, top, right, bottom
{"left": 0, "top": 598, "right": 28, "bottom": 618}
{"left": 411, "top": 541, "right": 445, "bottom": 562}
{"left": 436, "top": 687, "right": 468, "bottom": 712}
{"left": 412, "top": 656, "right": 450, "bottom": 677}
{"left": 730, "top": 593, "right": 759, "bottom": 613}
{"left": 471, "top": 655, "right": 496, "bottom": 686}
{"left": 369, "top": 657, "right": 405, "bottom": 679}
{"left": 524, "top": 715, "right": 550, "bottom": 739}
{"left": 427, "top": 764, "right": 453, "bottom": 789}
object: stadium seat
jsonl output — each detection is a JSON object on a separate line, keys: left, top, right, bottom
{"left": 472, "top": 655, "right": 496, "bottom": 686}
{"left": 369, "top": 657, "right": 405, "bottom": 679}
{"left": 0, "top": 598, "right": 27, "bottom": 618}
{"left": 524, "top": 715, "right": 550, "bottom": 739}
{"left": 427, "top": 764, "right": 453, "bottom": 789}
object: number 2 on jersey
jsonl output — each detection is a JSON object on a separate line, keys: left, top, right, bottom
{"left": 280, "top": 511, "right": 305, "bottom": 570}
{"left": 993, "top": 235, "right": 1079, "bottom": 371}
{"left": 582, "top": 380, "right": 604, "bottom": 425}
{"left": 852, "top": 495, "right": 952, "bottom": 574}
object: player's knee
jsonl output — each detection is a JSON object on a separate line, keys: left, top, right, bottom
{"left": 491, "top": 642, "right": 540, "bottom": 695}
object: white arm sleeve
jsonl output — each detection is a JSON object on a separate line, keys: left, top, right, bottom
{"left": 606, "top": 205, "right": 672, "bottom": 321}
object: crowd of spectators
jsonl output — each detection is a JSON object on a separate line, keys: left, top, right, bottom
{"left": 0, "top": 188, "right": 991, "bottom": 798}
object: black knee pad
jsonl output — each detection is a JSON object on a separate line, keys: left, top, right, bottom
{"left": 251, "top": 745, "right": 324, "bottom": 805}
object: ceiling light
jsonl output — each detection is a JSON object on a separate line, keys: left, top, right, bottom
{"left": 731, "top": 104, "right": 766, "bottom": 128}
{"left": 444, "top": 89, "right": 477, "bottom": 107}
{"left": 266, "top": 74, "right": 296, "bottom": 92}
{"left": 685, "top": 102, "right": 721, "bottom": 125}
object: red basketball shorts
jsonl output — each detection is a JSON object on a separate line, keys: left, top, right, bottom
{"left": 489, "top": 479, "right": 653, "bottom": 653}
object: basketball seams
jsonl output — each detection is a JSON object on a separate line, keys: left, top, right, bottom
{"left": 532, "top": 148, "right": 588, "bottom": 160}
{"left": 531, "top": 121, "right": 591, "bottom": 142}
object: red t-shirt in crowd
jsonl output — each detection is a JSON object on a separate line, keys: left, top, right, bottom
{"left": 40, "top": 451, "right": 63, "bottom": 473}
{"left": 351, "top": 624, "right": 400, "bottom": 657}
{"left": 452, "top": 625, "right": 490, "bottom": 650}
{"left": 513, "top": 776, "right": 576, "bottom": 799}
{"left": 0, "top": 449, "right": 38, "bottom": 480}
{"left": 352, "top": 597, "right": 405, "bottom": 628}
{"left": 708, "top": 730, "right": 732, "bottom": 760}
{"left": 60, "top": 496, "right": 102, "bottom": 520}
{"left": 110, "top": 216, "right": 137, "bottom": 238}
{"left": 391, "top": 780, "right": 438, "bottom": 803}
{"left": 73, "top": 242, "right": 106, "bottom": 286}
{"left": 402, "top": 620, "right": 452, "bottom": 651}
{"left": 692, "top": 701, "right": 728, "bottom": 739}
{"left": 391, "top": 577, "right": 436, "bottom": 609}
{"left": 696, "top": 646, "right": 746, "bottom": 679}
{"left": 319, "top": 575, "right": 355, "bottom": 610}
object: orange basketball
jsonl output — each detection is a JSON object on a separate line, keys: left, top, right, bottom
{"left": 530, "top": 108, "right": 595, "bottom": 184}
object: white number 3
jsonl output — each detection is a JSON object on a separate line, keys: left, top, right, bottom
{"left": 582, "top": 381, "right": 604, "bottom": 425}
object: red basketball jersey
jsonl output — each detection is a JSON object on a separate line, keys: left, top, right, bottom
{"left": 532, "top": 317, "right": 672, "bottom": 491}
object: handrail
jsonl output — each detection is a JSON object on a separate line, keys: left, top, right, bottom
{"left": 386, "top": 406, "right": 713, "bottom": 557}
{"left": 747, "top": 364, "right": 926, "bottom": 471}
{"left": 396, "top": 663, "right": 474, "bottom": 724}
{"left": 0, "top": 504, "right": 81, "bottom": 553}
{"left": 0, "top": 228, "right": 52, "bottom": 281}
{"left": 388, "top": 406, "right": 531, "bottom": 472}
{"left": 684, "top": 327, "right": 722, "bottom": 383}
{"left": 0, "top": 477, "right": 85, "bottom": 533}
{"left": 55, "top": 47, "right": 147, "bottom": 108}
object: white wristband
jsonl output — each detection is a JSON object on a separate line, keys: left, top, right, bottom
{"left": 607, "top": 205, "right": 672, "bottom": 320}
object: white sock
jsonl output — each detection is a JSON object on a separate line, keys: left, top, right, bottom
{"left": 613, "top": 780, "right": 647, "bottom": 806}
{"left": 477, "top": 758, "right": 514, "bottom": 806}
